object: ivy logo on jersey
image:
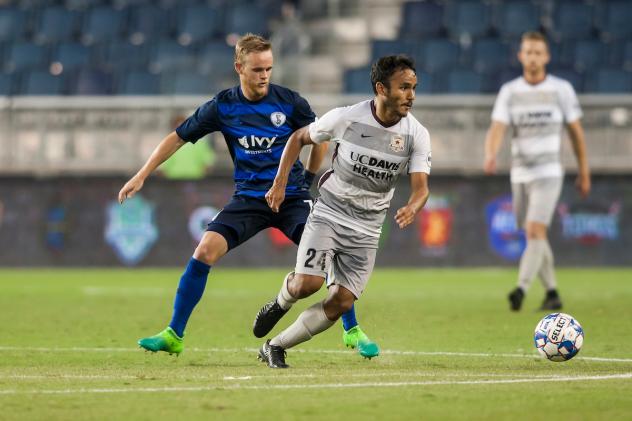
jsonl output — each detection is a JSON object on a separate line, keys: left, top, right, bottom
{"left": 389, "top": 135, "right": 405, "bottom": 153}
{"left": 237, "top": 135, "right": 277, "bottom": 151}
{"left": 105, "top": 195, "right": 158, "bottom": 266}
{"left": 270, "top": 112, "right": 286, "bottom": 128}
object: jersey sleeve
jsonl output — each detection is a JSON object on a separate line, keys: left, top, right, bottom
{"left": 307, "top": 107, "right": 347, "bottom": 144}
{"left": 175, "top": 98, "right": 221, "bottom": 144}
{"left": 491, "top": 84, "right": 511, "bottom": 124}
{"left": 290, "top": 93, "right": 317, "bottom": 129}
{"left": 559, "top": 81, "right": 583, "bottom": 123}
{"left": 408, "top": 125, "right": 432, "bottom": 174}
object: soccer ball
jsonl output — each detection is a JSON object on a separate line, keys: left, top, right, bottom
{"left": 534, "top": 313, "right": 584, "bottom": 362}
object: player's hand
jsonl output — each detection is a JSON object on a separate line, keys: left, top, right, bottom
{"left": 483, "top": 156, "right": 497, "bottom": 175}
{"left": 265, "top": 182, "right": 286, "bottom": 213}
{"left": 118, "top": 176, "right": 144, "bottom": 204}
{"left": 395, "top": 205, "right": 416, "bottom": 229}
{"left": 576, "top": 173, "right": 591, "bottom": 199}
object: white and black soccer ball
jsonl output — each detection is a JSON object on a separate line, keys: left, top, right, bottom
{"left": 534, "top": 312, "right": 584, "bottom": 362}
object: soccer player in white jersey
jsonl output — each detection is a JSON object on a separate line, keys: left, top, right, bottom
{"left": 253, "top": 55, "right": 432, "bottom": 368}
{"left": 484, "top": 31, "right": 591, "bottom": 312}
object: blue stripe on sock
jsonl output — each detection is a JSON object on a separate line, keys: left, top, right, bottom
{"left": 341, "top": 303, "right": 358, "bottom": 331}
{"left": 169, "top": 257, "right": 211, "bottom": 337}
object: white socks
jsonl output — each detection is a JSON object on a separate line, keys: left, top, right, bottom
{"left": 270, "top": 302, "right": 335, "bottom": 349}
{"left": 518, "top": 239, "right": 547, "bottom": 291}
{"left": 537, "top": 240, "right": 557, "bottom": 290}
{"left": 277, "top": 272, "right": 298, "bottom": 310}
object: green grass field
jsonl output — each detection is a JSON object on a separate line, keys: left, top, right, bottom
{"left": 1, "top": 268, "right": 631, "bottom": 420}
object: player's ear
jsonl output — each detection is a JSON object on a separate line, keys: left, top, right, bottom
{"left": 375, "top": 81, "right": 387, "bottom": 96}
{"left": 234, "top": 61, "right": 242, "bottom": 75}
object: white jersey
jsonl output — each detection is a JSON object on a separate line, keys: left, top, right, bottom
{"left": 491, "top": 75, "right": 582, "bottom": 183}
{"left": 308, "top": 100, "right": 431, "bottom": 237}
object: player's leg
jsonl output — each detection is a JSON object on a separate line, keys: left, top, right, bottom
{"left": 139, "top": 197, "right": 270, "bottom": 354}
{"left": 273, "top": 197, "right": 371, "bottom": 350}
{"left": 508, "top": 181, "right": 529, "bottom": 310}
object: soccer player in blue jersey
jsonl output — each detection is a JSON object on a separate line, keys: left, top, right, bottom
{"left": 118, "top": 34, "right": 378, "bottom": 358}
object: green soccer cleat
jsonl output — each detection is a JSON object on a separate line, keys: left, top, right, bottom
{"left": 343, "top": 326, "right": 380, "bottom": 359}
{"left": 138, "top": 327, "right": 184, "bottom": 356}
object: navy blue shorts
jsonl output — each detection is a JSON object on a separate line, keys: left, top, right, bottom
{"left": 207, "top": 195, "right": 313, "bottom": 251}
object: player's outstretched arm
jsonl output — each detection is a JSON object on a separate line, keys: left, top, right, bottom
{"left": 566, "top": 120, "right": 591, "bottom": 198}
{"left": 266, "top": 125, "right": 314, "bottom": 212}
{"left": 304, "top": 141, "right": 329, "bottom": 175}
{"left": 395, "top": 172, "right": 430, "bottom": 229}
{"left": 483, "top": 121, "right": 507, "bottom": 175}
{"left": 118, "top": 131, "right": 185, "bottom": 204}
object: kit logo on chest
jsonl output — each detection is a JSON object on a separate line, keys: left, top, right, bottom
{"left": 270, "top": 112, "right": 286, "bottom": 128}
{"left": 389, "top": 134, "right": 405, "bottom": 153}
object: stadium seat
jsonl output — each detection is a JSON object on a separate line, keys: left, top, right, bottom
{"left": 117, "top": 71, "right": 161, "bottom": 95}
{"left": 494, "top": 1, "right": 541, "bottom": 40}
{"left": 622, "top": 41, "right": 632, "bottom": 71}
{"left": 471, "top": 38, "right": 510, "bottom": 73}
{"left": 71, "top": 67, "right": 113, "bottom": 95}
{"left": 0, "top": 8, "right": 27, "bottom": 42}
{"left": 225, "top": 3, "right": 268, "bottom": 36}
{"left": 127, "top": 5, "right": 173, "bottom": 44}
{"left": 421, "top": 39, "right": 460, "bottom": 73}
{"left": 52, "top": 43, "right": 92, "bottom": 71}
{"left": 149, "top": 40, "right": 197, "bottom": 73}
{"left": 417, "top": 70, "right": 436, "bottom": 93}
{"left": 572, "top": 40, "right": 607, "bottom": 72}
{"left": 371, "top": 39, "right": 420, "bottom": 63}
{"left": 596, "top": 0, "right": 632, "bottom": 41}
{"left": 197, "top": 41, "right": 237, "bottom": 80}
{"left": 398, "top": 1, "right": 444, "bottom": 39}
{"left": 98, "top": 40, "right": 148, "bottom": 72}
{"left": 446, "top": 68, "right": 483, "bottom": 93}
{"left": 4, "top": 43, "right": 49, "bottom": 73}
{"left": 162, "top": 71, "right": 217, "bottom": 95}
{"left": 81, "top": 6, "right": 127, "bottom": 45}
{"left": 343, "top": 66, "right": 372, "bottom": 94}
{"left": 22, "top": 71, "right": 65, "bottom": 95}
{"left": 585, "top": 68, "right": 632, "bottom": 93}
{"left": 0, "top": 74, "right": 13, "bottom": 96}
{"left": 551, "top": 1, "right": 594, "bottom": 40}
{"left": 33, "top": 7, "right": 82, "bottom": 44}
{"left": 445, "top": 0, "right": 491, "bottom": 40}
{"left": 176, "top": 5, "right": 221, "bottom": 45}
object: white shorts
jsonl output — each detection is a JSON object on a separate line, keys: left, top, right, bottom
{"left": 512, "top": 176, "right": 563, "bottom": 229}
{"left": 294, "top": 213, "right": 378, "bottom": 299}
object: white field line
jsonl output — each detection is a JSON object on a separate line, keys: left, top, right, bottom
{"left": 0, "top": 373, "right": 630, "bottom": 395}
{"left": 1, "top": 346, "right": 631, "bottom": 363}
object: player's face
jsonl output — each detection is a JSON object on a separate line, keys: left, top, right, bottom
{"left": 236, "top": 50, "right": 273, "bottom": 100}
{"left": 383, "top": 68, "right": 417, "bottom": 118}
{"left": 518, "top": 39, "right": 550, "bottom": 74}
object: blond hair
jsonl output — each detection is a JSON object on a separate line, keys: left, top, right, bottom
{"left": 521, "top": 31, "right": 549, "bottom": 50}
{"left": 234, "top": 33, "right": 272, "bottom": 64}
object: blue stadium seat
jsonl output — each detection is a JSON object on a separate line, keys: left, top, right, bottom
{"left": 225, "top": 3, "right": 268, "bottom": 36}
{"left": 81, "top": 6, "right": 127, "bottom": 44}
{"left": 197, "top": 41, "right": 236, "bottom": 80}
{"left": 417, "top": 70, "right": 437, "bottom": 93}
{"left": 127, "top": 5, "right": 172, "bottom": 44}
{"left": 596, "top": 1, "right": 632, "bottom": 41}
{"left": 5, "top": 43, "right": 49, "bottom": 73}
{"left": 344, "top": 66, "right": 372, "bottom": 94}
{"left": 551, "top": 1, "right": 594, "bottom": 40}
{"left": 622, "top": 41, "right": 632, "bottom": 71}
{"left": 149, "top": 41, "right": 197, "bottom": 73}
{"left": 0, "top": 74, "right": 13, "bottom": 95}
{"left": 421, "top": 39, "right": 460, "bottom": 73}
{"left": 52, "top": 43, "right": 92, "bottom": 71}
{"left": 99, "top": 40, "right": 148, "bottom": 71}
{"left": 176, "top": 5, "right": 221, "bottom": 45}
{"left": 399, "top": 1, "right": 444, "bottom": 39}
{"left": 71, "top": 67, "right": 112, "bottom": 95}
{"left": 471, "top": 38, "right": 510, "bottom": 73}
{"left": 34, "top": 7, "right": 82, "bottom": 44}
{"left": 0, "top": 8, "right": 27, "bottom": 42}
{"left": 572, "top": 40, "right": 606, "bottom": 72}
{"left": 548, "top": 67, "right": 583, "bottom": 93}
{"left": 446, "top": 68, "right": 483, "bottom": 93}
{"left": 494, "top": 1, "right": 541, "bottom": 40}
{"left": 371, "top": 40, "right": 419, "bottom": 63}
{"left": 117, "top": 71, "right": 161, "bottom": 95}
{"left": 22, "top": 71, "right": 65, "bottom": 95}
{"left": 585, "top": 68, "right": 632, "bottom": 93}
{"left": 445, "top": 0, "right": 491, "bottom": 39}
{"left": 162, "top": 71, "right": 217, "bottom": 95}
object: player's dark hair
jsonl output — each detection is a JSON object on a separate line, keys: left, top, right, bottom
{"left": 370, "top": 55, "right": 416, "bottom": 95}
{"left": 235, "top": 33, "right": 272, "bottom": 64}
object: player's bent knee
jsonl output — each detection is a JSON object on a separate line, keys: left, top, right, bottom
{"left": 290, "top": 273, "right": 324, "bottom": 298}
{"left": 323, "top": 286, "right": 355, "bottom": 319}
{"left": 193, "top": 231, "right": 229, "bottom": 265}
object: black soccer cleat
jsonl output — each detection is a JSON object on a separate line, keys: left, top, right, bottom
{"left": 258, "top": 339, "right": 289, "bottom": 368}
{"left": 508, "top": 287, "right": 525, "bottom": 311}
{"left": 540, "top": 289, "right": 563, "bottom": 311}
{"left": 253, "top": 299, "right": 288, "bottom": 338}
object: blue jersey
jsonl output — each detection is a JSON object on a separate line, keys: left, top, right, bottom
{"left": 176, "top": 84, "right": 316, "bottom": 198}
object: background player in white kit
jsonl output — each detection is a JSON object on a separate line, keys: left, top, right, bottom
{"left": 484, "top": 31, "right": 591, "bottom": 312}
{"left": 253, "top": 55, "right": 431, "bottom": 368}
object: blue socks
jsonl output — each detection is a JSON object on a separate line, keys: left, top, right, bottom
{"left": 341, "top": 303, "right": 358, "bottom": 331}
{"left": 169, "top": 257, "right": 211, "bottom": 338}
